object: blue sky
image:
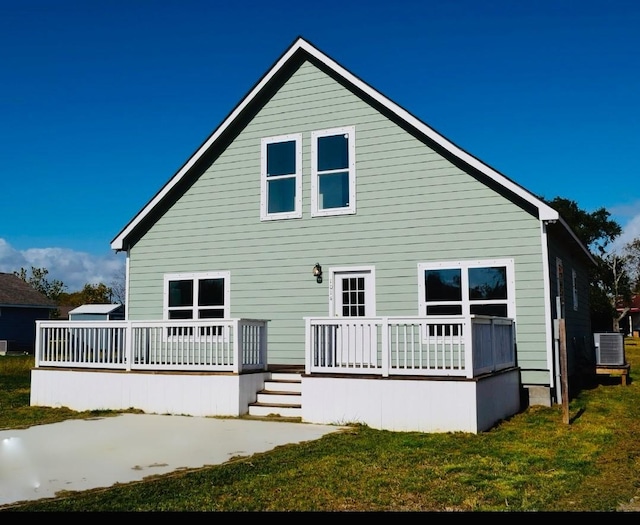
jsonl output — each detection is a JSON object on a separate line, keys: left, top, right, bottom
{"left": 1, "top": 0, "right": 639, "bottom": 291}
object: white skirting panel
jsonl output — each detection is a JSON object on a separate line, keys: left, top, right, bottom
{"left": 30, "top": 369, "right": 268, "bottom": 417}
{"left": 301, "top": 370, "right": 521, "bottom": 433}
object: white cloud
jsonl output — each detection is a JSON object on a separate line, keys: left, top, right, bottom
{"left": 610, "top": 200, "right": 640, "bottom": 252}
{"left": 0, "top": 238, "right": 125, "bottom": 293}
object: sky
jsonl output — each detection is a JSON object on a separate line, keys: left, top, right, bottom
{"left": 1, "top": 0, "right": 639, "bottom": 292}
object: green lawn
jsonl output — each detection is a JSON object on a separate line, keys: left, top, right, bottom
{"left": 1, "top": 341, "right": 640, "bottom": 512}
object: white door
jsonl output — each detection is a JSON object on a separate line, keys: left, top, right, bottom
{"left": 330, "top": 268, "right": 376, "bottom": 366}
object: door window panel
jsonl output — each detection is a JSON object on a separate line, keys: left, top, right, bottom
{"left": 341, "top": 276, "right": 366, "bottom": 317}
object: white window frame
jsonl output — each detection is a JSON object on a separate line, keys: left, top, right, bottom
{"left": 328, "top": 265, "right": 377, "bottom": 317}
{"left": 572, "top": 268, "right": 578, "bottom": 311}
{"left": 556, "top": 257, "right": 565, "bottom": 318}
{"left": 417, "top": 259, "right": 516, "bottom": 319}
{"left": 260, "top": 133, "right": 302, "bottom": 221}
{"left": 163, "top": 270, "right": 230, "bottom": 322}
{"left": 311, "top": 126, "right": 356, "bottom": 217}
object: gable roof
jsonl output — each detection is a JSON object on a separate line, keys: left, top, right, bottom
{"left": 0, "top": 272, "right": 57, "bottom": 308}
{"left": 110, "top": 36, "right": 592, "bottom": 263}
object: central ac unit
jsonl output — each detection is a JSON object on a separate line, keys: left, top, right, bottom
{"left": 593, "top": 332, "right": 625, "bottom": 366}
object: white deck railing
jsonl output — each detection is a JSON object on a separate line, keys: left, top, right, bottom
{"left": 35, "top": 319, "right": 268, "bottom": 373}
{"left": 35, "top": 315, "right": 515, "bottom": 379}
{"left": 304, "top": 315, "right": 515, "bottom": 378}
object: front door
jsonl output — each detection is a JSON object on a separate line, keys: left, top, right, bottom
{"left": 330, "top": 267, "right": 376, "bottom": 366}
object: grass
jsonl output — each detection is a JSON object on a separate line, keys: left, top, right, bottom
{"left": 1, "top": 342, "right": 640, "bottom": 512}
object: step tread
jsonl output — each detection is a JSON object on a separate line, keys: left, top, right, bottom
{"left": 250, "top": 401, "right": 302, "bottom": 409}
{"left": 259, "top": 389, "right": 301, "bottom": 395}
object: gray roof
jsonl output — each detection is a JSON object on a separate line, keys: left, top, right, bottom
{"left": 68, "top": 304, "right": 122, "bottom": 315}
{"left": 0, "top": 272, "right": 58, "bottom": 308}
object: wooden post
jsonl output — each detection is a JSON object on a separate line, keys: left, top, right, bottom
{"left": 559, "top": 319, "right": 569, "bottom": 424}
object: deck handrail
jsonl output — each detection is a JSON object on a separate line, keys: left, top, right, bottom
{"left": 305, "top": 315, "right": 515, "bottom": 378}
{"left": 34, "top": 319, "right": 269, "bottom": 373}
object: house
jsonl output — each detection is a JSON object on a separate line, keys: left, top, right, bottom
{"left": 617, "top": 294, "right": 640, "bottom": 337}
{"left": 30, "top": 37, "right": 595, "bottom": 433}
{"left": 68, "top": 304, "right": 125, "bottom": 321}
{"left": 0, "top": 272, "right": 57, "bottom": 353}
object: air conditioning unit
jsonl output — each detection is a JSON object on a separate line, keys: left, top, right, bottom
{"left": 593, "top": 333, "right": 625, "bottom": 366}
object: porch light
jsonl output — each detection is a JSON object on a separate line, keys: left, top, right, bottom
{"left": 313, "top": 263, "right": 323, "bottom": 284}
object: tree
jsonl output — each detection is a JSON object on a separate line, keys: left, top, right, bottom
{"left": 58, "top": 283, "right": 113, "bottom": 307}
{"left": 623, "top": 238, "right": 640, "bottom": 293}
{"left": 14, "top": 266, "right": 66, "bottom": 302}
{"left": 109, "top": 268, "right": 126, "bottom": 305}
{"left": 597, "top": 250, "right": 632, "bottom": 332}
{"left": 545, "top": 197, "right": 621, "bottom": 255}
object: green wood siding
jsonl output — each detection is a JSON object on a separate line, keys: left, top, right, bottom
{"left": 127, "top": 60, "right": 550, "bottom": 383}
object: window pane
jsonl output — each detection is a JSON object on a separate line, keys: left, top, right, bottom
{"left": 468, "top": 267, "right": 507, "bottom": 300}
{"left": 427, "top": 304, "right": 462, "bottom": 315}
{"left": 267, "top": 178, "right": 295, "bottom": 213}
{"left": 425, "top": 269, "right": 461, "bottom": 302}
{"left": 470, "top": 304, "right": 508, "bottom": 317}
{"left": 169, "top": 310, "right": 192, "bottom": 320}
{"left": 318, "top": 171, "right": 349, "bottom": 209}
{"left": 267, "top": 141, "right": 295, "bottom": 176}
{"left": 318, "top": 134, "right": 348, "bottom": 171}
{"left": 198, "top": 309, "right": 224, "bottom": 319}
{"left": 169, "top": 280, "right": 193, "bottom": 307}
{"left": 198, "top": 278, "right": 224, "bottom": 306}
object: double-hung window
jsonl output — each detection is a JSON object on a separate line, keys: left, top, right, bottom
{"left": 164, "top": 271, "right": 230, "bottom": 336}
{"left": 260, "top": 134, "right": 302, "bottom": 220}
{"left": 311, "top": 126, "right": 356, "bottom": 217}
{"left": 418, "top": 259, "right": 515, "bottom": 320}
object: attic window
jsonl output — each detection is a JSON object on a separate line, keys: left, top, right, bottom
{"left": 311, "top": 126, "right": 356, "bottom": 217}
{"left": 260, "top": 134, "right": 302, "bottom": 221}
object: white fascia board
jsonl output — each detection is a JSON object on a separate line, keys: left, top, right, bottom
{"left": 111, "top": 36, "right": 560, "bottom": 251}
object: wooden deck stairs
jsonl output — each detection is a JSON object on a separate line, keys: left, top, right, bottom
{"left": 247, "top": 367, "right": 302, "bottom": 419}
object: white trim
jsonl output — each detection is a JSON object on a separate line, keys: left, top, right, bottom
{"left": 260, "top": 133, "right": 303, "bottom": 221}
{"left": 310, "top": 126, "right": 356, "bottom": 217}
{"left": 572, "top": 268, "right": 578, "bottom": 311}
{"left": 163, "top": 271, "right": 231, "bottom": 320}
{"left": 556, "top": 257, "right": 565, "bottom": 318}
{"left": 417, "top": 259, "right": 516, "bottom": 319}
{"left": 540, "top": 221, "right": 556, "bottom": 392}
{"left": 124, "top": 250, "right": 130, "bottom": 321}
{"left": 112, "top": 37, "right": 586, "bottom": 256}
{"left": 328, "top": 265, "right": 376, "bottom": 317}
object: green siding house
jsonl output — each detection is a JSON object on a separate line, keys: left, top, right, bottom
{"left": 30, "top": 37, "right": 594, "bottom": 433}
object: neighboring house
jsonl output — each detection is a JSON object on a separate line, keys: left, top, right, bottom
{"left": 30, "top": 37, "right": 595, "bottom": 433}
{"left": 55, "top": 305, "right": 75, "bottom": 320}
{"left": 0, "top": 272, "right": 57, "bottom": 353}
{"left": 617, "top": 294, "right": 640, "bottom": 336}
{"left": 68, "top": 304, "right": 125, "bottom": 321}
